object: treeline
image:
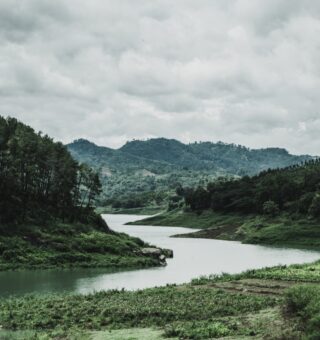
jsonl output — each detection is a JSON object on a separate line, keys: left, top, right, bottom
{"left": 103, "top": 191, "right": 169, "bottom": 210}
{"left": 0, "top": 116, "right": 102, "bottom": 226}
{"left": 180, "top": 159, "right": 320, "bottom": 217}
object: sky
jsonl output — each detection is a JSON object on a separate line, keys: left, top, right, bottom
{"left": 1, "top": 0, "right": 320, "bottom": 155}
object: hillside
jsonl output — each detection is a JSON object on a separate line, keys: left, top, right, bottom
{"left": 69, "top": 138, "right": 312, "bottom": 175}
{"left": 67, "top": 138, "right": 313, "bottom": 211}
{"left": 131, "top": 159, "right": 320, "bottom": 249}
{"left": 0, "top": 117, "right": 168, "bottom": 270}
{"left": 120, "top": 138, "right": 312, "bottom": 174}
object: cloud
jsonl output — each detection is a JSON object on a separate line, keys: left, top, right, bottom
{"left": 0, "top": 0, "right": 320, "bottom": 154}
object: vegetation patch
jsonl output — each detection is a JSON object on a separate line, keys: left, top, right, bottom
{"left": 96, "top": 206, "right": 164, "bottom": 216}
{"left": 0, "top": 117, "right": 168, "bottom": 271}
{"left": 284, "top": 285, "right": 320, "bottom": 339}
{"left": 132, "top": 209, "right": 320, "bottom": 250}
{"left": 2, "top": 261, "right": 320, "bottom": 339}
{"left": 68, "top": 138, "right": 311, "bottom": 213}
{"left": 0, "top": 222, "right": 162, "bottom": 271}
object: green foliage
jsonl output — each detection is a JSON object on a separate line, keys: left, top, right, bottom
{"left": 132, "top": 208, "right": 320, "bottom": 249}
{"left": 164, "top": 320, "right": 232, "bottom": 339}
{"left": 262, "top": 200, "right": 280, "bottom": 216}
{"left": 308, "top": 192, "right": 320, "bottom": 217}
{"left": 0, "top": 116, "right": 102, "bottom": 226}
{"left": 0, "top": 117, "right": 165, "bottom": 271}
{"left": 67, "top": 138, "right": 311, "bottom": 210}
{"left": 4, "top": 260, "right": 320, "bottom": 339}
{"left": 0, "top": 286, "right": 275, "bottom": 335}
{"left": 0, "top": 222, "right": 158, "bottom": 270}
{"left": 285, "top": 285, "right": 320, "bottom": 339}
{"left": 183, "top": 159, "right": 320, "bottom": 217}
{"left": 191, "top": 260, "right": 320, "bottom": 285}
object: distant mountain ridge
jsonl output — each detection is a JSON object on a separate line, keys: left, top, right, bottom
{"left": 66, "top": 138, "right": 314, "bottom": 207}
{"left": 67, "top": 138, "right": 313, "bottom": 176}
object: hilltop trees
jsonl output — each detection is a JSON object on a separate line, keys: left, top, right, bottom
{"left": 67, "top": 138, "right": 312, "bottom": 211}
{"left": 0, "top": 116, "right": 102, "bottom": 226}
{"left": 182, "top": 159, "right": 320, "bottom": 218}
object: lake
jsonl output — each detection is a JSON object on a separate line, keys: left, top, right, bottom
{"left": 1, "top": 214, "right": 319, "bottom": 297}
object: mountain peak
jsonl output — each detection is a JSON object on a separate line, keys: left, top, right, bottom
{"left": 121, "top": 137, "right": 183, "bottom": 148}
{"left": 69, "top": 138, "right": 97, "bottom": 147}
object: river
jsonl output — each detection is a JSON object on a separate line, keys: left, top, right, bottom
{"left": 1, "top": 214, "right": 319, "bottom": 297}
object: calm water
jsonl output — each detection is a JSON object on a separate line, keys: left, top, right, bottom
{"left": 1, "top": 214, "right": 319, "bottom": 297}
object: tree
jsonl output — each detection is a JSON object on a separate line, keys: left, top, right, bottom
{"left": 0, "top": 116, "right": 102, "bottom": 226}
{"left": 308, "top": 193, "right": 320, "bottom": 218}
{"left": 262, "top": 201, "right": 279, "bottom": 217}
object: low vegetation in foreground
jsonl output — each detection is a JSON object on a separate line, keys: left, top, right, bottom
{"left": 1, "top": 261, "right": 320, "bottom": 339}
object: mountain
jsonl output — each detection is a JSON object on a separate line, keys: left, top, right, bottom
{"left": 119, "top": 138, "right": 313, "bottom": 174}
{"left": 67, "top": 138, "right": 178, "bottom": 174}
{"left": 68, "top": 138, "right": 313, "bottom": 175}
{"left": 67, "top": 138, "right": 314, "bottom": 209}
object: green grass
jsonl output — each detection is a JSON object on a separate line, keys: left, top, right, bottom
{"left": 0, "top": 287, "right": 276, "bottom": 330}
{"left": 2, "top": 261, "right": 320, "bottom": 339}
{"left": 0, "top": 222, "right": 162, "bottom": 271}
{"left": 284, "top": 285, "right": 320, "bottom": 339}
{"left": 128, "top": 209, "right": 246, "bottom": 228}
{"left": 241, "top": 216, "right": 320, "bottom": 249}
{"left": 191, "top": 260, "right": 320, "bottom": 285}
{"left": 0, "top": 328, "right": 171, "bottom": 340}
{"left": 90, "top": 328, "right": 172, "bottom": 340}
{"left": 0, "top": 287, "right": 277, "bottom": 339}
{"left": 130, "top": 209, "right": 320, "bottom": 250}
{"left": 96, "top": 206, "right": 164, "bottom": 216}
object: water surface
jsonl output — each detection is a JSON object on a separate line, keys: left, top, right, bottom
{"left": 1, "top": 214, "right": 319, "bottom": 297}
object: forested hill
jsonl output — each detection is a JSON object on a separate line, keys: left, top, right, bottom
{"left": 0, "top": 117, "right": 168, "bottom": 270}
{"left": 67, "top": 138, "right": 313, "bottom": 209}
{"left": 0, "top": 116, "right": 102, "bottom": 226}
{"left": 68, "top": 138, "right": 312, "bottom": 176}
{"left": 183, "top": 159, "right": 320, "bottom": 217}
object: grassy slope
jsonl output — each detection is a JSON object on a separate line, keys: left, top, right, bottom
{"left": 128, "top": 209, "right": 245, "bottom": 228}
{"left": 2, "top": 261, "right": 320, "bottom": 339}
{"left": 129, "top": 209, "right": 320, "bottom": 250}
{"left": 0, "top": 222, "right": 162, "bottom": 271}
{"left": 95, "top": 206, "right": 164, "bottom": 216}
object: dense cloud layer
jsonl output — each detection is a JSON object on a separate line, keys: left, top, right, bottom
{"left": 1, "top": 0, "right": 320, "bottom": 154}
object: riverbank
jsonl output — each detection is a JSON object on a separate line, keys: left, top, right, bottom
{"left": 1, "top": 260, "right": 320, "bottom": 339}
{"left": 96, "top": 206, "right": 164, "bottom": 216}
{"left": 128, "top": 209, "right": 320, "bottom": 250}
{"left": 0, "top": 220, "right": 170, "bottom": 271}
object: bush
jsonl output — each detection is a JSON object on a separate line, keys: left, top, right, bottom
{"left": 308, "top": 193, "right": 320, "bottom": 218}
{"left": 262, "top": 200, "right": 279, "bottom": 217}
{"left": 165, "top": 321, "right": 232, "bottom": 339}
{"left": 284, "top": 285, "right": 320, "bottom": 339}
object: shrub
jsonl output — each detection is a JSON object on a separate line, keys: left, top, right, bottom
{"left": 284, "top": 285, "right": 320, "bottom": 339}
{"left": 308, "top": 193, "right": 320, "bottom": 218}
{"left": 262, "top": 200, "right": 279, "bottom": 217}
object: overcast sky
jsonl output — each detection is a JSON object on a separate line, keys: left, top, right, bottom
{"left": 1, "top": 0, "right": 320, "bottom": 154}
